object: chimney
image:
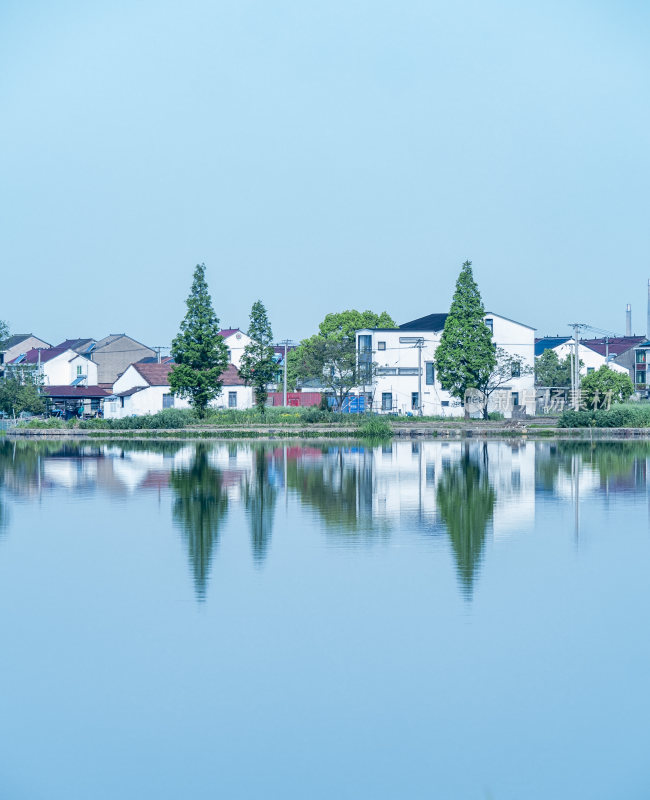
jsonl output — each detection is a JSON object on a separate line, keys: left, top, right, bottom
{"left": 626, "top": 304, "right": 632, "bottom": 337}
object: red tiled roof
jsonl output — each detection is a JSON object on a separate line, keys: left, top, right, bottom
{"left": 219, "top": 328, "right": 242, "bottom": 338}
{"left": 11, "top": 346, "right": 71, "bottom": 365}
{"left": 580, "top": 337, "right": 645, "bottom": 357}
{"left": 132, "top": 361, "right": 246, "bottom": 386}
{"left": 43, "top": 385, "right": 110, "bottom": 398}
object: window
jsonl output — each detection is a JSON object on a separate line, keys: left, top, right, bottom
{"left": 511, "top": 392, "right": 520, "bottom": 407}
{"left": 485, "top": 318, "right": 493, "bottom": 333}
{"left": 411, "top": 392, "right": 419, "bottom": 410}
{"left": 637, "top": 372, "right": 646, "bottom": 384}
{"left": 163, "top": 393, "right": 174, "bottom": 409}
{"left": 637, "top": 351, "right": 646, "bottom": 364}
{"left": 76, "top": 365, "right": 83, "bottom": 376}
{"left": 441, "top": 400, "right": 449, "bottom": 407}
{"left": 398, "top": 367, "right": 419, "bottom": 376}
{"left": 378, "top": 341, "right": 386, "bottom": 351}
{"left": 587, "top": 367, "right": 595, "bottom": 374}
{"left": 228, "top": 391, "right": 237, "bottom": 407}
{"left": 381, "top": 392, "right": 392, "bottom": 411}
{"left": 227, "top": 348, "right": 232, "bottom": 362}
{"left": 377, "top": 367, "right": 397, "bottom": 375}
{"left": 358, "top": 335, "right": 372, "bottom": 353}
{"left": 425, "top": 362, "right": 435, "bottom": 385}
{"left": 511, "top": 361, "right": 520, "bottom": 378}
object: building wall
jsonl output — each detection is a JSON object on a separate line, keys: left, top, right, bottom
{"left": 92, "top": 337, "right": 156, "bottom": 384}
{"left": 221, "top": 332, "right": 253, "bottom": 370}
{"left": 40, "top": 352, "right": 97, "bottom": 386}
{"left": 357, "top": 313, "right": 536, "bottom": 417}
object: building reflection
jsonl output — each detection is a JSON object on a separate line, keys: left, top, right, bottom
{"left": 2, "top": 438, "right": 650, "bottom": 601}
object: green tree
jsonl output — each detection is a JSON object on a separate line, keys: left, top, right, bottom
{"left": 170, "top": 263, "right": 229, "bottom": 418}
{"left": 580, "top": 365, "right": 634, "bottom": 409}
{"left": 437, "top": 445, "right": 495, "bottom": 599}
{"left": 0, "top": 319, "right": 9, "bottom": 344}
{"left": 470, "top": 347, "right": 534, "bottom": 419}
{"left": 0, "top": 369, "right": 45, "bottom": 417}
{"left": 290, "top": 309, "right": 396, "bottom": 407}
{"left": 535, "top": 349, "right": 574, "bottom": 387}
{"left": 434, "top": 261, "right": 496, "bottom": 419}
{"left": 169, "top": 445, "right": 229, "bottom": 601}
{"left": 238, "top": 300, "right": 277, "bottom": 414}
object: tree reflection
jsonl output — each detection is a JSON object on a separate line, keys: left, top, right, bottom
{"left": 535, "top": 441, "right": 650, "bottom": 492}
{"left": 169, "top": 445, "right": 228, "bottom": 601}
{"left": 286, "top": 448, "right": 380, "bottom": 536}
{"left": 437, "top": 446, "right": 495, "bottom": 599}
{"left": 243, "top": 446, "right": 277, "bottom": 565}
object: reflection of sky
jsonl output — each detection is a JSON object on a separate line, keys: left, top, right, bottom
{"left": 0, "top": 441, "right": 650, "bottom": 798}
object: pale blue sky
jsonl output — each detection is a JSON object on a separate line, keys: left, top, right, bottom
{"left": 1, "top": 0, "right": 649, "bottom": 347}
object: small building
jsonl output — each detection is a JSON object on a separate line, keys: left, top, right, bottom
{"left": 104, "top": 362, "right": 253, "bottom": 419}
{"left": 89, "top": 334, "right": 156, "bottom": 385}
{"left": 43, "top": 385, "right": 110, "bottom": 418}
{"left": 0, "top": 334, "right": 51, "bottom": 376}
{"left": 8, "top": 347, "right": 98, "bottom": 386}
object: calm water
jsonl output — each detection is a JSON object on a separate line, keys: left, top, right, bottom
{"left": 0, "top": 438, "right": 649, "bottom": 799}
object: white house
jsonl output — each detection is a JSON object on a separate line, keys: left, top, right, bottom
{"left": 104, "top": 362, "right": 254, "bottom": 419}
{"left": 8, "top": 346, "right": 98, "bottom": 386}
{"left": 219, "top": 329, "right": 254, "bottom": 370}
{"left": 356, "top": 311, "right": 536, "bottom": 417}
{"left": 537, "top": 338, "right": 630, "bottom": 377}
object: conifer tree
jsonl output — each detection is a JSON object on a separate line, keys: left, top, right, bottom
{"left": 434, "top": 260, "right": 496, "bottom": 419}
{"left": 170, "top": 263, "right": 229, "bottom": 418}
{"left": 238, "top": 300, "right": 277, "bottom": 413}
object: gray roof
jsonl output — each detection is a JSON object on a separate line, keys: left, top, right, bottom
{"left": 1, "top": 334, "right": 50, "bottom": 351}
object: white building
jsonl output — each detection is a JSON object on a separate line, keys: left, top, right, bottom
{"left": 219, "top": 329, "right": 253, "bottom": 370}
{"left": 356, "top": 311, "right": 536, "bottom": 417}
{"left": 104, "top": 362, "right": 254, "bottom": 419}
{"left": 8, "top": 346, "right": 98, "bottom": 386}
{"left": 538, "top": 338, "right": 630, "bottom": 377}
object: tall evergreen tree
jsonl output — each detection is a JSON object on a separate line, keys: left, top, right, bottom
{"left": 238, "top": 300, "right": 277, "bottom": 413}
{"left": 435, "top": 260, "right": 496, "bottom": 419}
{"left": 170, "top": 263, "right": 229, "bottom": 418}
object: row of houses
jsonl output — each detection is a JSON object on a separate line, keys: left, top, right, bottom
{"left": 2, "top": 310, "right": 650, "bottom": 420}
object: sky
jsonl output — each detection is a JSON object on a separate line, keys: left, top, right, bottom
{"left": 1, "top": 0, "right": 649, "bottom": 348}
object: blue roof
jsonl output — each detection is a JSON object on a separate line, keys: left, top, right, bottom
{"left": 535, "top": 337, "right": 570, "bottom": 357}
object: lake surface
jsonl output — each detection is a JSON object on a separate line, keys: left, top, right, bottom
{"left": 0, "top": 438, "right": 648, "bottom": 799}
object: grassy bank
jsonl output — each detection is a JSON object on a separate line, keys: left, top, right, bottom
{"left": 558, "top": 404, "right": 650, "bottom": 428}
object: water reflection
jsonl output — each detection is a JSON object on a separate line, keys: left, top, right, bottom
{"left": 169, "top": 444, "right": 229, "bottom": 601}
{"left": 2, "top": 439, "right": 650, "bottom": 601}
{"left": 243, "top": 447, "right": 278, "bottom": 565}
{"left": 437, "top": 444, "right": 495, "bottom": 599}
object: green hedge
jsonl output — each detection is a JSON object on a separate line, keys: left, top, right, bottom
{"left": 558, "top": 404, "right": 650, "bottom": 428}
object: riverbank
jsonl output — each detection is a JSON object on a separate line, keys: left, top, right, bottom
{"left": 6, "top": 419, "right": 650, "bottom": 440}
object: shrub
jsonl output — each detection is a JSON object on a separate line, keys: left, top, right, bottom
{"left": 358, "top": 416, "right": 393, "bottom": 438}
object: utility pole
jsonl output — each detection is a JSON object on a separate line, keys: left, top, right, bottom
{"left": 277, "top": 339, "right": 293, "bottom": 407}
{"left": 416, "top": 338, "right": 423, "bottom": 416}
{"left": 569, "top": 323, "right": 583, "bottom": 411}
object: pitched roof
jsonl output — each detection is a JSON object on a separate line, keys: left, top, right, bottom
{"left": 219, "top": 328, "right": 242, "bottom": 338}
{"left": 399, "top": 313, "right": 449, "bottom": 332}
{"left": 132, "top": 361, "right": 246, "bottom": 387}
{"left": 56, "top": 338, "right": 96, "bottom": 353}
{"left": 10, "top": 346, "right": 73, "bottom": 365}
{"left": 535, "top": 337, "right": 570, "bottom": 356}
{"left": 43, "top": 385, "right": 110, "bottom": 398}
{"left": 1, "top": 334, "right": 50, "bottom": 351}
{"left": 94, "top": 334, "right": 154, "bottom": 352}
{"left": 580, "top": 336, "right": 645, "bottom": 357}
